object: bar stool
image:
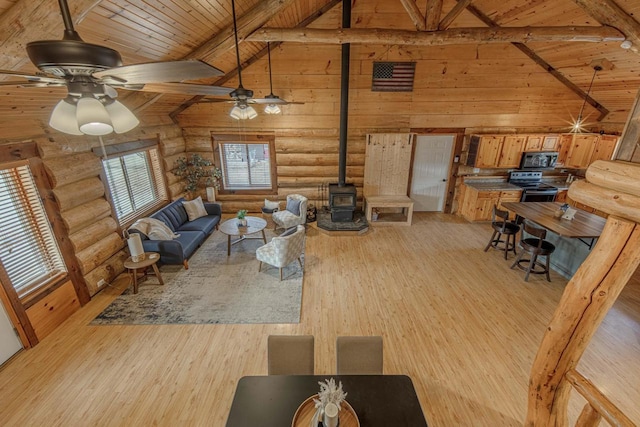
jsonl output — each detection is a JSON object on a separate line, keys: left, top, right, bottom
{"left": 484, "top": 205, "right": 520, "bottom": 259}
{"left": 511, "top": 220, "right": 556, "bottom": 282}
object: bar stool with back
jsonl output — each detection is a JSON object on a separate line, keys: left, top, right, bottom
{"left": 484, "top": 205, "right": 521, "bottom": 259}
{"left": 511, "top": 220, "right": 556, "bottom": 281}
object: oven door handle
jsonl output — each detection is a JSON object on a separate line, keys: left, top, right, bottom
{"left": 523, "top": 190, "right": 558, "bottom": 195}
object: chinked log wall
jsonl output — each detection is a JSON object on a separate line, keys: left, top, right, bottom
{"left": 182, "top": 128, "right": 366, "bottom": 213}
{"left": 38, "top": 124, "right": 187, "bottom": 297}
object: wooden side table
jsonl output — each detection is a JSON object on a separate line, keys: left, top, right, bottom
{"left": 123, "top": 252, "right": 164, "bottom": 294}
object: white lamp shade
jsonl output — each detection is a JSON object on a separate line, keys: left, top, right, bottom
{"left": 105, "top": 100, "right": 140, "bottom": 133}
{"left": 76, "top": 96, "right": 114, "bottom": 135}
{"left": 49, "top": 99, "right": 83, "bottom": 135}
{"left": 127, "top": 233, "right": 145, "bottom": 262}
{"left": 264, "top": 103, "right": 281, "bottom": 114}
{"left": 230, "top": 104, "right": 258, "bottom": 120}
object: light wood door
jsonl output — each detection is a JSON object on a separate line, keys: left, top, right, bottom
{"left": 566, "top": 134, "right": 598, "bottom": 169}
{"left": 590, "top": 135, "right": 619, "bottom": 163}
{"left": 475, "top": 136, "right": 503, "bottom": 168}
{"left": 524, "top": 135, "right": 544, "bottom": 151}
{"left": 410, "top": 135, "right": 454, "bottom": 211}
{"left": 0, "top": 302, "right": 22, "bottom": 366}
{"left": 498, "top": 136, "right": 525, "bottom": 168}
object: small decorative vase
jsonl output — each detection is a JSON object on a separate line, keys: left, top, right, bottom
{"left": 241, "top": 218, "right": 247, "bottom": 226}
{"left": 323, "top": 403, "right": 339, "bottom": 427}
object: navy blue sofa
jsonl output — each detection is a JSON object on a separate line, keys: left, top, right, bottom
{"left": 129, "top": 198, "right": 221, "bottom": 269}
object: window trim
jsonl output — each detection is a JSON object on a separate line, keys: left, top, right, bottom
{"left": 212, "top": 134, "right": 277, "bottom": 195}
{"left": 97, "top": 139, "right": 169, "bottom": 229}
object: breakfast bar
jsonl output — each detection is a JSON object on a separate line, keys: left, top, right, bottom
{"left": 501, "top": 202, "right": 607, "bottom": 278}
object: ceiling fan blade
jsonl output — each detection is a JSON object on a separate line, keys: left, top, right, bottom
{"left": 93, "top": 60, "right": 224, "bottom": 84}
{"left": 0, "top": 81, "right": 65, "bottom": 88}
{"left": 120, "top": 82, "right": 234, "bottom": 96}
{"left": 250, "top": 98, "right": 305, "bottom": 105}
{"left": 0, "top": 69, "right": 65, "bottom": 84}
{"left": 195, "top": 99, "right": 235, "bottom": 103}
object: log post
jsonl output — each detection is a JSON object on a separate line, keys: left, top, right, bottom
{"left": 525, "top": 160, "right": 640, "bottom": 426}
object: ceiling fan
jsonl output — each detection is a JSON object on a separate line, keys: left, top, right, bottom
{"left": 196, "top": 0, "right": 303, "bottom": 119}
{"left": 0, "top": 0, "right": 233, "bottom": 135}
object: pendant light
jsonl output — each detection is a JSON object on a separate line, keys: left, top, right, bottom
{"left": 263, "top": 43, "right": 282, "bottom": 115}
{"left": 572, "top": 65, "right": 602, "bottom": 133}
{"left": 229, "top": 0, "right": 257, "bottom": 120}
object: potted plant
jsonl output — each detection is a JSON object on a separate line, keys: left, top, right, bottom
{"left": 174, "top": 154, "right": 222, "bottom": 200}
{"left": 236, "top": 209, "right": 248, "bottom": 226}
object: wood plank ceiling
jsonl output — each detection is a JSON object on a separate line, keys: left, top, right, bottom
{"left": 1, "top": 0, "right": 640, "bottom": 135}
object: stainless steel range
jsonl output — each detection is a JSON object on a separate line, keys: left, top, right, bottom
{"left": 508, "top": 171, "right": 558, "bottom": 202}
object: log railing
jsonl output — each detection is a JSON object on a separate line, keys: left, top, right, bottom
{"left": 526, "top": 160, "right": 640, "bottom": 427}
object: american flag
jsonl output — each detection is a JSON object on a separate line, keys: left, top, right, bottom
{"left": 371, "top": 62, "right": 416, "bottom": 92}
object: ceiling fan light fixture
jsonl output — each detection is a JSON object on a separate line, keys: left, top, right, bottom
{"left": 264, "top": 103, "right": 281, "bottom": 115}
{"left": 49, "top": 97, "right": 82, "bottom": 135}
{"left": 230, "top": 103, "right": 257, "bottom": 120}
{"left": 103, "top": 99, "right": 139, "bottom": 133}
{"left": 76, "top": 96, "right": 113, "bottom": 135}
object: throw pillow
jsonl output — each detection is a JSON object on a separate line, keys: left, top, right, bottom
{"left": 183, "top": 196, "right": 208, "bottom": 221}
{"left": 264, "top": 198, "right": 280, "bottom": 211}
{"left": 280, "top": 226, "right": 298, "bottom": 237}
{"left": 286, "top": 198, "right": 301, "bottom": 216}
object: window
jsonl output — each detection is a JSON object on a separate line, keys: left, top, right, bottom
{"left": 0, "top": 162, "right": 67, "bottom": 298}
{"left": 101, "top": 146, "right": 167, "bottom": 225}
{"left": 213, "top": 134, "right": 276, "bottom": 193}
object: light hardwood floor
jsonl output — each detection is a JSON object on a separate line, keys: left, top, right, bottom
{"left": 0, "top": 213, "right": 638, "bottom": 426}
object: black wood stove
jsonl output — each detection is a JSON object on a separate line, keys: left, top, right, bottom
{"left": 328, "top": 183, "right": 357, "bottom": 222}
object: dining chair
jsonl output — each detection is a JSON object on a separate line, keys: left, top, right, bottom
{"left": 336, "top": 336, "right": 383, "bottom": 375}
{"left": 268, "top": 335, "right": 315, "bottom": 375}
{"left": 484, "top": 205, "right": 520, "bottom": 259}
{"left": 511, "top": 220, "right": 556, "bottom": 281}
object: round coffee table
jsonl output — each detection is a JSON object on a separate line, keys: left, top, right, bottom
{"left": 218, "top": 216, "right": 268, "bottom": 256}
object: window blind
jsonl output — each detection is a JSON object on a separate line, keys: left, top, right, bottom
{"left": 219, "top": 142, "right": 272, "bottom": 190}
{"left": 103, "top": 148, "right": 167, "bottom": 225}
{"left": 0, "top": 164, "right": 67, "bottom": 298}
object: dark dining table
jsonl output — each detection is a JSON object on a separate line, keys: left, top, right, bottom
{"left": 501, "top": 202, "right": 606, "bottom": 239}
{"left": 225, "top": 375, "right": 428, "bottom": 427}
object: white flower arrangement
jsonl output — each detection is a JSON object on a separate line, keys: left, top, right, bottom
{"left": 313, "top": 378, "right": 347, "bottom": 410}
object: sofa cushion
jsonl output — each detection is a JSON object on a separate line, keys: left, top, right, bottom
{"left": 183, "top": 196, "right": 208, "bottom": 221}
{"left": 177, "top": 215, "right": 220, "bottom": 235}
{"left": 153, "top": 199, "right": 189, "bottom": 231}
{"left": 174, "top": 231, "right": 206, "bottom": 258}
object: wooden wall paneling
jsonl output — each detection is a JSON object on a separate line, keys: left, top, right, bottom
{"left": 75, "top": 233, "right": 125, "bottom": 276}
{"left": 43, "top": 153, "right": 103, "bottom": 188}
{"left": 83, "top": 250, "right": 129, "bottom": 296}
{"left": 160, "top": 137, "right": 186, "bottom": 156}
{"left": 52, "top": 178, "right": 105, "bottom": 212}
{"left": 68, "top": 217, "right": 119, "bottom": 254}
{"left": 364, "top": 134, "right": 413, "bottom": 197}
{"left": 0, "top": 265, "right": 37, "bottom": 347}
{"left": 25, "top": 280, "right": 80, "bottom": 342}
{"left": 277, "top": 165, "right": 364, "bottom": 177}
{"left": 61, "top": 198, "right": 112, "bottom": 235}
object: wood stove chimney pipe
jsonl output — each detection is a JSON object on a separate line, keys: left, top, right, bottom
{"left": 338, "top": 0, "right": 351, "bottom": 187}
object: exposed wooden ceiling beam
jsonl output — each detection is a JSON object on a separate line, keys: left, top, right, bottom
{"left": 169, "top": 0, "right": 342, "bottom": 121}
{"left": 572, "top": 0, "right": 640, "bottom": 53}
{"left": 399, "top": 0, "right": 426, "bottom": 31}
{"left": 248, "top": 26, "right": 624, "bottom": 45}
{"left": 425, "top": 0, "right": 444, "bottom": 31}
{"left": 439, "top": 0, "right": 472, "bottom": 30}
{"left": 466, "top": 4, "right": 610, "bottom": 121}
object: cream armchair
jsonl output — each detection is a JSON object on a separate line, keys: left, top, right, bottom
{"left": 256, "top": 225, "right": 305, "bottom": 281}
{"left": 272, "top": 194, "right": 308, "bottom": 230}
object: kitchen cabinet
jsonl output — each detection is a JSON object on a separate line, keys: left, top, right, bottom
{"left": 524, "top": 135, "right": 544, "bottom": 151}
{"left": 459, "top": 185, "right": 522, "bottom": 222}
{"left": 556, "top": 134, "right": 573, "bottom": 167}
{"left": 542, "top": 135, "right": 560, "bottom": 151}
{"left": 589, "top": 135, "right": 618, "bottom": 163}
{"left": 555, "top": 189, "right": 568, "bottom": 203}
{"left": 499, "top": 136, "right": 526, "bottom": 168}
{"left": 565, "top": 134, "right": 598, "bottom": 169}
{"left": 497, "top": 189, "right": 523, "bottom": 220}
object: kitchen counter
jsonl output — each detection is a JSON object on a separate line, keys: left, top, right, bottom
{"left": 463, "top": 181, "right": 521, "bottom": 191}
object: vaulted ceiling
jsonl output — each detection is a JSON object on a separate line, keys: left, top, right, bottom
{"left": 2, "top": 0, "right": 640, "bottom": 137}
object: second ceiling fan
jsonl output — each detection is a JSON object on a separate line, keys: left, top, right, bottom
{"left": 198, "top": 0, "right": 303, "bottom": 119}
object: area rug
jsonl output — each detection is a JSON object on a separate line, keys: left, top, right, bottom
{"left": 91, "top": 228, "right": 304, "bottom": 325}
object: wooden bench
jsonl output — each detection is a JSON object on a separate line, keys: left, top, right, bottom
{"left": 365, "top": 195, "right": 414, "bottom": 226}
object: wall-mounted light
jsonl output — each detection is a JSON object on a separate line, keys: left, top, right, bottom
{"left": 571, "top": 65, "right": 602, "bottom": 133}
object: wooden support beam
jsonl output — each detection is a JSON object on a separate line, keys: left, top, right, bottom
{"left": 572, "top": 0, "right": 640, "bottom": 53}
{"left": 465, "top": 4, "right": 610, "bottom": 121}
{"left": 399, "top": 0, "right": 426, "bottom": 31}
{"left": 248, "top": 25, "right": 623, "bottom": 45}
{"left": 615, "top": 88, "right": 640, "bottom": 162}
{"left": 170, "top": 0, "right": 342, "bottom": 122}
{"left": 439, "top": 0, "right": 472, "bottom": 30}
{"left": 425, "top": 0, "right": 444, "bottom": 31}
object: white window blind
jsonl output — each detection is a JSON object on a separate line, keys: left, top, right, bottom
{"left": 102, "top": 148, "right": 167, "bottom": 225}
{"left": 0, "top": 163, "right": 67, "bottom": 298}
{"left": 219, "top": 142, "right": 272, "bottom": 190}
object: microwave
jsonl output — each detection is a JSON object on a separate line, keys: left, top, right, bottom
{"left": 519, "top": 151, "right": 559, "bottom": 170}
